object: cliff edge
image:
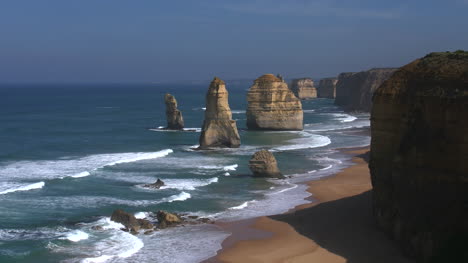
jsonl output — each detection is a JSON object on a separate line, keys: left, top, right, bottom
{"left": 370, "top": 51, "right": 468, "bottom": 262}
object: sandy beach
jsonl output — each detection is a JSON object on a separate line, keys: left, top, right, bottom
{"left": 205, "top": 148, "right": 413, "bottom": 263}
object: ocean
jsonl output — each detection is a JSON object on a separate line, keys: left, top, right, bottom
{"left": 0, "top": 83, "right": 370, "bottom": 263}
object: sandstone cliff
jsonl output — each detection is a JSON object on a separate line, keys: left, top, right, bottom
{"left": 199, "top": 77, "right": 241, "bottom": 149}
{"left": 335, "top": 68, "right": 397, "bottom": 111}
{"left": 249, "top": 149, "right": 283, "bottom": 178}
{"left": 290, "top": 78, "right": 317, "bottom": 99}
{"left": 246, "top": 74, "right": 303, "bottom": 130}
{"left": 317, "top": 77, "right": 338, "bottom": 99}
{"left": 165, "top": 93, "right": 184, "bottom": 129}
{"left": 370, "top": 51, "right": 468, "bottom": 262}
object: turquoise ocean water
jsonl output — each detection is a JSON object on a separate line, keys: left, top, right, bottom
{"left": 0, "top": 83, "right": 370, "bottom": 263}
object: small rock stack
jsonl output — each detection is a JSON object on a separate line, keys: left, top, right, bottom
{"left": 165, "top": 93, "right": 184, "bottom": 129}
{"left": 249, "top": 149, "right": 283, "bottom": 178}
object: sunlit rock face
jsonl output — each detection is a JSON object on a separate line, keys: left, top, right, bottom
{"left": 335, "top": 68, "right": 397, "bottom": 112}
{"left": 290, "top": 78, "right": 317, "bottom": 99}
{"left": 370, "top": 51, "right": 468, "bottom": 262}
{"left": 246, "top": 74, "right": 303, "bottom": 131}
{"left": 199, "top": 77, "right": 241, "bottom": 149}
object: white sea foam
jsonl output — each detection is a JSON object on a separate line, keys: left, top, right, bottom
{"left": 160, "top": 177, "right": 218, "bottom": 191}
{"left": 273, "top": 134, "right": 331, "bottom": 151}
{"left": 333, "top": 113, "right": 358, "bottom": 123}
{"left": 106, "top": 149, "right": 173, "bottom": 166}
{"left": 0, "top": 149, "right": 173, "bottom": 189}
{"left": 197, "top": 164, "right": 238, "bottom": 171}
{"left": 224, "top": 172, "right": 230, "bottom": 176}
{"left": 303, "top": 109, "right": 316, "bottom": 113}
{"left": 319, "top": 165, "right": 333, "bottom": 171}
{"left": 60, "top": 230, "right": 89, "bottom": 242}
{"left": 223, "top": 164, "right": 238, "bottom": 171}
{"left": 165, "top": 192, "right": 191, "bottom": 203}
{"left": 0, "top": 181, "right": 45, "bottom": 195}
{"left": 229, "top": 200, "right": 256, "bottom": 210}
{"left": 134, "top": 212, "right": 149, "bottom": 219}
{"left": 231, "top": 110, "right": 246, "bottom": 114}
{"left": 71, "top": 171, "right": 91, "bottom": 178}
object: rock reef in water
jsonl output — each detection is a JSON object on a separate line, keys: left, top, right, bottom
{"left": 157, "top": 210, "right": 181, "bottom": 229}
{"left": 317, "top": 77, "right": 338, "bottom": 99}
{"left": 199, "top": 77, "right": 241, "bottom": 149}
{"left": 370, "top": 51, "right": 468, "bottom": 262}
{"left": 249, "top": 149, "right": 283, "bottom": 178}
{"left": 165, "top": 93, "right": 184, "bottom": 129}
{"left": 144, "top": 179, "right": 165, "bottom": 189}
{"left": 335, "top": 68, "right": 397, "bottom": 111}
{"left": 110, "top": 209, "right": 153, "bottom": 234}
{"left": 290, "top": 78, "right": 317, "bottom": 99}
{"left": 246, "top": 74, "right": 303, "bottom": 130}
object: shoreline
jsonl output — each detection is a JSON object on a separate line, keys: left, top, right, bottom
{"left": 204, "top": 146, "right": 412, "bottom": 263}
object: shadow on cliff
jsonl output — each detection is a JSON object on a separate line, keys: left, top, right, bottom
{"left": 271, "top": 191, "right": 413, "bottom": 263}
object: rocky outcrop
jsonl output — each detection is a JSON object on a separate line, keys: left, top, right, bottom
{"left": 290, "top": 78, "right": 317, "bottom": 99}
{"left": 317, "top": 78, "right": 338, "bottom": 99}
{"left": 249, "top": 149, "right": 283, "bottom": 178}
{"left": 165, "top": 93, "right": 184, "bottom": 129}
{"left": 370, "top": 51, "right": 468, "bottom": 262}
{"left": 199, "top": 77, "right": 241, "bottom": 149}
{"left": 111, "top": 209, "right": 154, "bottom": 234}
{"left": 144, "top": 179, "right": 165, "bottom": 189}
{"left": 246, "top": 74, "right": 303, "bottom": 130}
{"left": 157, "top": 210, "right": 182, "bottom": 229}
{"left": 335, "top": 68, "right": 397, "bottom": 111}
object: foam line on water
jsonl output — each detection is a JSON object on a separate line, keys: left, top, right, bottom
{"left": 60, "top": 230, "right": 89, "bottom": 242}
{"left": 159, "top": 177, "right": 219, "bottom": 191}
{"left": 0, "top": 181, "right": 45, "bottom": 195}
{"left": 272, "top": 134, "right": 331, "bottom": 151}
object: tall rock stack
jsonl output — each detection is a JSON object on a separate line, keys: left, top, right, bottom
{"left": 246, "top": 74, "right": 303, "bottom": 130}
{"left": 290, "top": 78, "right": 317, "bottom": 99}
{"left": 199, "top": 77, "right": 241, "bottom": 149}
{"left": 317, "top": 78, "right": 338, "bottom": 99}
{"left": 335, "top": 68, "right": 397, "bottom": 111}
{"left": 165, "top": 94, "right": 184, "bottom": 130}
{"left": 370, "top": 51, "right": 468, "bottom": 262}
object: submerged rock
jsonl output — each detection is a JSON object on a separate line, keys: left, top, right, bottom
{"left": 249, "top": 149, "right": 283, "bottom": 178}
{"left": 370, "top": 50, "right": 468, "bottom": 262}
{"left": 317, "top": 77, "right": 338, "bottom": 99}
{"left": 157, "top": 210, "right": 182, "bottom": 229}
{"left": 246, "top": 74, "right": 303, "bottom": 130}
{"left": 199, "top": 77, "right": 241, "bottom": 149}
{"left": 335, "top": 68, "right": 397, "bottom": 112}
{"left": 165, "top": 93, "right": 184, "bottom": 130}
{"left": 290, "top": 78, "right": 317, "bottom": 99}
{"left": 144, "top": 179, "right": 165, "bottom": 189}
{"left": 111, "top": 209, "right": 154, "bottom": 233}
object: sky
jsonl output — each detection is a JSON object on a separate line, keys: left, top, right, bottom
{"left": 0, "top": 0, "right": 467, "bottom": 84}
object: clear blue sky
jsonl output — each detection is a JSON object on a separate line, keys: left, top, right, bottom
{"left": 1, "top": 0, "right": 467, "bottom": 83}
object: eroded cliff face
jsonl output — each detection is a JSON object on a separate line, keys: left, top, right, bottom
{"left": 317, "top": 78, "right": 338, "bottom": 99}
{"left": 290, "top": 78, "right": 317, "bottom": 99}
{"left": 370, "top": 51, "right": 468, "bottom": 262}
{"left": 246, "top": 74, "right": 303, "bottom": 130}
{"left": 199, "top": 77, "right": 241, "bottom": 149}
{"left": 165, "top": 94, "right": 184, "bottom": 129}
{"left": 335, "top": 68, "right": 397, "bottom": 111}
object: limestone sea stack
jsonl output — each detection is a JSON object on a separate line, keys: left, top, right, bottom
{"left": 165, "top": 93, "right": 184, "bottom": 129}
{"left": 290, "top": 78, "right": 317, "bottom": 99}
{"left": 370, "top": 51, "right": 468, "bottom": 262}
{"left": 199, "top": 77, "right": 241, "bottom": 149}
{"left": 246, "top": 74, "right": 303, "bottom": 130}
{"left": 317, "top": 77, "right": 338, "bottom": 99}
{"left": 335, "top": 68, "right": 397, "bottom": 112}
{"left": 249, "top": 149, "right": 283, "bottom": 178}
